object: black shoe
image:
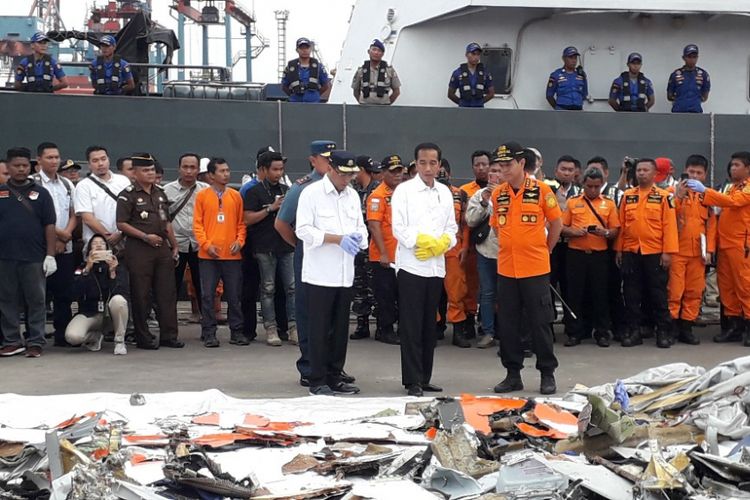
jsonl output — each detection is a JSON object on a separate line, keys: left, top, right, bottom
{"left": 523, "top": 349, "right": 533, "bottom": 358}
{"left": 621, "top": 329, "right": 642, "bottom": 347}
{"left": 452, "top": 322, "right": 471, "bottom": 348}
{"left": 493, "top": 374, "right": 523, "bottom": 393}
{"left": 422, "top": 383, "right": 443, "bottom": 392}
{"left": 465, "top": 314, "right": 477, "bottom": 339}
{"left": 229, "top": 333, "right": 250, "bottom": 346}
{"left": 309, "top": 385, "right": 334, "bottom": 396}
{"left": 125, "top": 333, "right": 138, "bottom": 345}
{"left": 540, "top": 374, "right": 557, "bottom": 395}
{"left": 375, "top": 327, "right": 400, "bottom": 345}
{"left": 203, "top": 336, "right": 220, "bottom": 348}
{"left": 350, "top": 316, "right": 370, "bottom": 340}
{"left": 53, "top": 339, "right": 71, "bottom": 347}
{"left": 714, "top": 317, "right": 744, "bottom": 343}
{"left": 331, "top": 381, "right": 360, "bottom": 394}
{"left": 640, "top": 326, "right": 655, "bottom": 339}
{"left": 406, "top": 384, "right": 423, "bottom": 397}
{"left": 340, "top": 370, "right": 356, "bottom": 384}
{"left": 159, "top": 339, "right": 185, "bottom": 348}
{"left": 744, "top": 328, "right": 750, "bottom": 348}
{"left": 676, "top": 320, "right": 700, "bottom": 345}
{"left": 655, "top": 331, "right": 672, "bottom": 349}
{"left": 436, "top": 323, "right": 446, "bottom": 340}
{"left": 299, "top": 377, "right": 310, "bottom": 387}
{"left": 594, "top": 332, "right": 610, "bottom": 348}
{"left": 136, "top": 342, "right": 159, "bottom": 350}
{"left": 564, "top": 336, "right": 580, "bottom": 347}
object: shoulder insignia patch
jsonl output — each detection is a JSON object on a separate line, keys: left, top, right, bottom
{"left": 545, "top": 192, "right": 558, "bottom": 208}
{"left": 125, "top": 185, "right": 133, "bottom": 192}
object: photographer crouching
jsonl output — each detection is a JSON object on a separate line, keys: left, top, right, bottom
{"left": 65, "top": 234, "right": 128, "bottom": 355}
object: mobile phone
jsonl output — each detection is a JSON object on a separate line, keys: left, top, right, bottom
{"left": 587, "top": 225, "right": 597, "bottom": 233}
{"left": 92, "top": 250, "right": 112, "bottom": 262}
{"left": 680, "top": 173, "right": 690, "bottom": 181}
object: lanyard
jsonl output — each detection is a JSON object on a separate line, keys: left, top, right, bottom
{"left": 213, "top": 188, "right": 225, "bottom": 210}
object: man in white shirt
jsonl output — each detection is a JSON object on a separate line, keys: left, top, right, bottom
{"left": 34, "top": 142, "right": 77, "bottom": 346}
{"left": 391, "top": 143, "right": 458, "bottom": 397}
{"left": 296, "top": 151, "right": 368, "bottom": 396}
{"left": 73, "top": 146, "right": 132, "bottom": 250}
{"left": 163, "top": 153, "right": 209, "bottom": 324}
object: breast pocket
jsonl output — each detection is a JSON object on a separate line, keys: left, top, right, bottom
{"left": 645, "top": 206, "right": 661, "bottom": 221}
{"left": 317, "top": 208, "right": 339, "bottom": 232}
{"left": 624, "top": 205, "right": 638, "bottom": 222}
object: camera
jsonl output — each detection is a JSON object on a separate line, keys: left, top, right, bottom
{"left": 623, "top": 156, "right": 638, "bottom": 187}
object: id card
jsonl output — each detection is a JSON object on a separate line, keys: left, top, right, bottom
{"left": 97, "top": 301, "right": 105, "bottom": 313}
{"left": 217, "top": 213, "right": 225, "bottom": 223}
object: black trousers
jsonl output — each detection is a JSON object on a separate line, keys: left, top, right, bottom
{"left": 497, "top": 273, "right": 558, "bottom": 374}
{"left": 175, "top": 249, "right": 202, "bottom": 313}
{"left": 307, "top": 284, "right": 353, "bottom": 388}
{"left": 550, "top": 242, "right": 571, "bottom": 323}
{"left": 607, "top": 249, "right": 626, "bottom": 336}
{"left": 621, "top": 252, "right": 671, "bottom": 332}
{"left": 565, "top": 249, "right": 610, "bottom": 339}
{"left": 397, "top": 270, "right": 442, "bottom": 386}
{"left": 46, "top": 252, "right": 75, "bottom": 341}
{"left": 125, "top": 242, "right": 179, "bottom": 344}
{"left": 372, "top": 262, "right": 398, "bottom": 329}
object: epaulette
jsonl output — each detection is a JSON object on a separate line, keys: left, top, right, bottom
{"left": 295, "top": 175, "right": 311, "bottom": 186}
{"left": 125, "top": 185, "right": 133, "bottom": 192}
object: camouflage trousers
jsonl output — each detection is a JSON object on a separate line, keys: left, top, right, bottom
{"left": 352, "top": 252, "right": 376, "bottom": 318}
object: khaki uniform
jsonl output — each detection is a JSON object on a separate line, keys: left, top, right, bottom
{"left": 352, "top": 64, "right": 401, "bottom": 105}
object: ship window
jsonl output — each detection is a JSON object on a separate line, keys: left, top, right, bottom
{"left": 481, "top": 47, "right": 512, "bottom": 95}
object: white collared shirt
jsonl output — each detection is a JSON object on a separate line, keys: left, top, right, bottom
{"left": 74, "top": 171, "right": 132, "bottom": 246}
{"left": 37, "top": 170, "right": 74, "bottom": 253}
{"left": 295, "top": 174, "right": 368, "bottom": 287}
{"left": 391, "top": 175, "right": 457, "bottom": 278}
{"left": 163, "top": 179, "right": 209, "bottom": 253}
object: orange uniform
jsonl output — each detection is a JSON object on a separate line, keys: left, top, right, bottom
{"left": 366, "top": 182, "right": 397, "bottom": 262}
{"left": 193, "top": 187, "right": 246, "bottom": 260}
{"left": 445, "top": 185, "right": 470, "bottom": 323}
{"left": 490, "top": 176, "right": 562, "bottom": 278}
{"left": 703, "top": 181, "right": 750, "bottom": 319}
{"left": 668, "top": 192, "right": 717, "bottom": 321}
{"left": 459, "top": 181, "right": 483, "bottom": 315}
{"left": 562, "top": 194, "right": 620, "bottom": 252}
{"left": 615, "top": 185, "right": 679, "bottom": 255}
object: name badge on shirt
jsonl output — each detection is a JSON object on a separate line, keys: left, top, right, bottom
{"left": 28, "top": 191, "right": 39, "bottom": 201}
{"left": 217, "top": 213, "right": 225, "bottom": 223}
{"left": 97, "top": 301, "right": 105, "bottom": 313}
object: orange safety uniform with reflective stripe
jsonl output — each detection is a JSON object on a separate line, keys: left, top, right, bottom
{"left": 667, "top": 191, "right": 717, "bottom": 321}
{"left": 366, "top": 182, "right": 397, "bottom": 262}
{"left": 459, "top": 180, "right": 483, "bottom": 315}
{"left": 561, "top": 194, "right": 620, "bottom": 252}
{"left": 614, "top": 185, "right": 679, "bottom": 255}
{"left": 702, "top": 181, "right": 750, "bottom": 319}
{"left": 490, "top": 176, "right": 562, "bottom": 279}
{"left": 445, "top": 185, "right": 470, "bottom": 323}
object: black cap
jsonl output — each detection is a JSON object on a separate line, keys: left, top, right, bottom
{"left": 356, "top": 155, "right": 381, "bottom": 173}
{"left": 330, "top": 151, "right": 359, "bottom": 172}
{"left": 59, "top": 159, "right": 82, "bottom": 172}
{"left": 381, "top": 154, "right": 405, "bottom": 170}
{"left": 131, "top": 154, "right": 155, "bottom": 167}
{"left": 258, "top": 151, "right": 286, "bottom": 167}
{"left": 493, "top": 142, "right": 525, "bottom": 162}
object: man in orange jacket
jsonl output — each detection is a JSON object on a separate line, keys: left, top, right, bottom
{"left": 686, "top": 151, "right": 750, "bottom": 345}
{"left": 669, "top": 154, "right": 716, "bottom": 345}
{"left": 438, "top": 159, "right": 473, "bottom": 347}
{"left": 615, "top": 158, "right": 679, "bottom": 348}
{"left": 193, "top": 158, "right": 246, "bottom": 348}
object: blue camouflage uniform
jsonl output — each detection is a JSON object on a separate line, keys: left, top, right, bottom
{"left": 547, "top": 68, "right": 587, "bottom": 110}
{"left": 89, "top": 57, "right": 133, "bottom": 95}
{"left": 610, "top": 73, "right": 654, "bottom": 112}
{"left": 449, "top": 65, "right": 494, "bottom": 107}
{"left": 667, "top": 66, "right": 710, "bottom": 113}
{"left": 16, "top": 55, "right": 65, "bottom": 93}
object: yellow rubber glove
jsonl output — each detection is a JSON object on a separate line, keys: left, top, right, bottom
{"left": 414, "top": 247, "right": 433, "bottom": 261}
{"left": 415, "top": 233, "right": 438, "bottom": 250}
{"left": 432, "top": 234, "right": 452, "bottom": 256}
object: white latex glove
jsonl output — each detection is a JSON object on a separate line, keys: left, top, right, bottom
{"left": 43, "top": 256, "right": 57, "bottom": 277}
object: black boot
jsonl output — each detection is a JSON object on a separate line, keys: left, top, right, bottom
{"left": 621, "top": 327, "right": 642, "bottom": 347}
{"left": 540, "top": 373, "right": 557, "bottom": 395}
{"left": 375, "top": 325, "right": 400, "bottom": 345}
{"left": 593, "top": 330, "right": 610, "bottom": 348}
{"left": 452, "top": 321, "right": 471, "bottom": 348}
{"left": 677, "top": 319, "right": 700, "bottom": 345}
{"left": 713, "top": 317, "right": 743, "bottom": 343}
{"left": 494, "top": 371, "right": 523, "bottom": 393}
{"left": 465, "top": 314, "right": 477, "bottom": 339}
{"left": 350, "top": 315, "right": 370, "bottom": 340}
{"left": 743, "top": 320, "right": 750, "bottom": 347}
{"left": 656, "top": 329, "right": 672, "bottom": 348}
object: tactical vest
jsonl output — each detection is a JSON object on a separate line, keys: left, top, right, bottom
{"left": 284, "top": 58, "right": 321, "bottom": 95}
{"left": 361, "top": 60, "right": 389, "bottom": 98}
{"left": 24, "top": 55, "right": 53, "bottom": 92}
{"left": 619, "top": 71, "right": 647, "bottom": 111}
{"left": 458, "top": 63, "right": 486, "bottom": 100}
{"left": 94, "top": 55, "right": 123, "bottom": 95}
